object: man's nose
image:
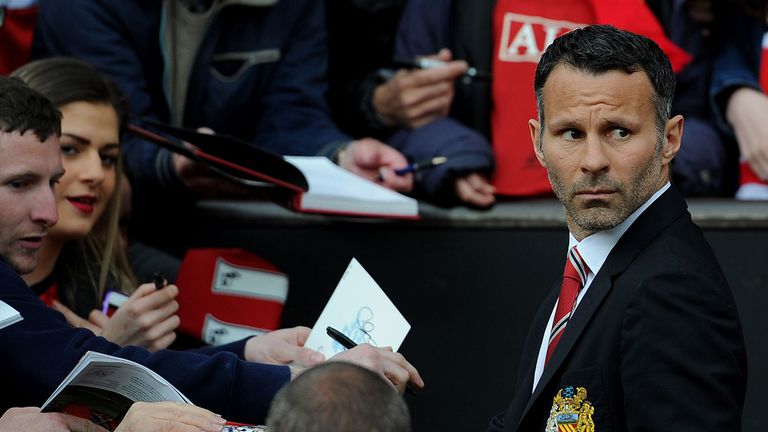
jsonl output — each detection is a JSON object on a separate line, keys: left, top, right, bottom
{"left": 580, "top": 134, "right": 610, "bottom": 175}
{"left": 31, "top": 187, "right": 58, "bottom": 228}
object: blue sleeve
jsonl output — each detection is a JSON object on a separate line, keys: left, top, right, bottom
{"left": 394, "top": 0, "right": 453, "bottom": 57}
{"left": 0, "top": 262, "right": 288, "bottom": 425}
{"left": 254, "top": 0, "right": 350, "bottom": 156}
{"left": 709, "top": 9, "right": 766, "bottom": 135}
{"left": 31, "top": 0, "right": 179, "bottom": 195}
{"left": 388, "top": 117, "right": 493, "bottom": 201}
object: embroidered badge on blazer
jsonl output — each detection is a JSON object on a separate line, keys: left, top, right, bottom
{"left": 545, "top": 386, "right": 595, "bottom": 432}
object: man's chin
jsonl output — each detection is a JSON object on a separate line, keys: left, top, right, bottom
{"left": 8, "top": 254, "right": 39, "bottom": 275}
{"left": 572, "top": 207, "right": 623, "bottom": 232}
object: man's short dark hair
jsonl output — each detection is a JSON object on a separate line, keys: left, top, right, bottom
{"left": 0, "top": 76, "right": 61, "bottom": 141}
{"left": 266, "top": 362, "right": 411, "bottom": 432}
{"left": 534, "top": 25, "right": 676, "bottom": 137}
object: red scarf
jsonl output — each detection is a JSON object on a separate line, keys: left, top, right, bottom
{"left": 0, "top": 6, "right": 39, "bottom": 76}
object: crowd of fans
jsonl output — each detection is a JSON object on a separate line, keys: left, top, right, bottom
{"left": 0, "top": 0, "right": 766, "bottom": 430}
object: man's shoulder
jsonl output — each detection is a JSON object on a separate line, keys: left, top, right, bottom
{"left": 0, "top": 259, "right": 27, "bottom": 293}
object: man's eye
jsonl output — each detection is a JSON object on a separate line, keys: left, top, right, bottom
{"left": 609, "top": 128, "right": 630, "bottom": 139}
{"left": 10, "top": 181, "right": 28, "bottom": 189}
{"left": 560, "top": 129, "right": 583, "bottom": 140}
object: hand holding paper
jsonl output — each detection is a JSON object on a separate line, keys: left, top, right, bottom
{"left": 303, "top": 258, "right": 423, "bottom": 394}
{"left": 244, "top": 326, "right": 325, "bottom": 367}
{"left": 304, "top": 258, "right": 411, "bottom": 356}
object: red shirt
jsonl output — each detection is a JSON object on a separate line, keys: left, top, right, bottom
{"left": 491, "top": 0, "right": 594, "bottom": 196}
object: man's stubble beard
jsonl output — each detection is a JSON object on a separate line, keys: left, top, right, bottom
{"left": 548, "top": 143, "right": 664, "bottom": 235}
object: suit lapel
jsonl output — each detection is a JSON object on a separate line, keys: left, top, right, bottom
{"left": 515, "top": 186, "right": 688, "bottom": 430}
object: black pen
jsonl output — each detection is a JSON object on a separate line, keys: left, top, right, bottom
{"left": 153, "top": 272, "right": 167, "bottom": 290}
{"left": 326, "top": 326, "right": 357, "bottom": 349}
{"left": 392, "top": 56, "right": 491, "bottom": 81}
{"left": 326, "top": 326, "right": 418, "bottom": 395}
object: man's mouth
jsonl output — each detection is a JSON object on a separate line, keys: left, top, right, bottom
{"left": 576, "top": 189, "right": 616, "bottom": 197}
{"left": 18, "top": 234, "right": 45, "bottom": 250}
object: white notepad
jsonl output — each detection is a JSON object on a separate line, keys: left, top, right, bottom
{"left": 304, "top": 258, "right": 411, "bottom": 357}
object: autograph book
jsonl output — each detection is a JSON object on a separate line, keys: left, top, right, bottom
{"left": 128, "top": 120, "right": 418, "bottom": 219}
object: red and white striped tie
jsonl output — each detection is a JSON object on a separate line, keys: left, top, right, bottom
{"left": 545, "top": 246, "right": 589, "bottom": 365}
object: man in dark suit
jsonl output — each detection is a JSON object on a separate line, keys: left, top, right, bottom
{"left": 488, "top": 25, "right": 747, "bottom": 431}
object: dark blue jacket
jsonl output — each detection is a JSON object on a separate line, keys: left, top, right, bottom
{"left": 0, "top": 257, "right": 289, "bottom": 424}
{"left": 31, "top": 0, "right": 349, "bottom": 195}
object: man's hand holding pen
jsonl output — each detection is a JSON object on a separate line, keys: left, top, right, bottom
{"left": 373, "top": 48, "right": 467, "bottom": 129}
{"left": 243, "top": 326, "right": 424, "bottom": 395}
{"left": 338, "top": 138, "right": 414, "bottom": 192}
{"left": 327, "top": 327, "right": 421, "bottom": 395}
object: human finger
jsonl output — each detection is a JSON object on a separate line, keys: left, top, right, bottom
{"left": 405, "top": 93, "right": 455, "bottom": 128}
{"left": 87, "top": 309, "right": 111, "bottom": 328}
{"left": 117, "top": 402, "right": 225, "bottom": 432}
{"left": 378, "top": 167, "right": 414, "bottom": 192}
{"left": 245, "top": 327, "right": 325, "bottom": 365}
{"left": 405, "top": 60, "right": 468, "bottom": 87}
{"left": 145, "top": 330, "right": 177, "bottom": 352}
{"left": 381, "top": 349, "right": 424, "bottom": 394}
{"left": 465, "top": 172, "right": 496, "bottom": 193}
{"left": 428, "top": 48, "right": 453, "bottom": 62}
{"left": 131, "top": 284, "right": 179, "bottom": 311}
{"left": 284, "top": 325, "right": 312, "bottom": 346}
{"left": 53, "top": 301, "right": 101, "bottom": 333}
{"left": 458, "top": 174, "right": 496, "bottom": 207}
{"left": 143, "top": 312, "right": 181, "bottom": 341}
{"left": 398, "top": 78, "right": 453, "bottom": 108}
{"left": 60, "top": 413, "right": 110, "bottom": 432}
{"left": 131, "top": 300, "right": 180, "bottom": 336}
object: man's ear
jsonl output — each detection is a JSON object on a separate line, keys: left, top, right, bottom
{"left": 662, "top": 114, "right": 684, "bottom": 164}
{"left": 529, "top": 119, "right": 546, "bottom": 167}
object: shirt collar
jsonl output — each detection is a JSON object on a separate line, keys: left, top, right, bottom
{"left": 568, "top": 182, "right": 670, "bottom": 276}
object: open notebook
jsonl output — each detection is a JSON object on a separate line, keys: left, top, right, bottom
{"left": 285, "top": 156, "right": 417, "bottom": 218}
{"left": 129, "top": 121, "right": 419, "bottom": 219}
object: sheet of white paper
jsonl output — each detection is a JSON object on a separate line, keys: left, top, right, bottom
{"left": 304, "top": 258, "right": 410, "bottom": 357}
{"left": 0, "top": 300, "right": 22, "bottom": 330}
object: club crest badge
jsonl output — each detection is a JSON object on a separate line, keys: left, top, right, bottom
{"left": 545, "top": 386, "right": 595, "bottom": 432}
